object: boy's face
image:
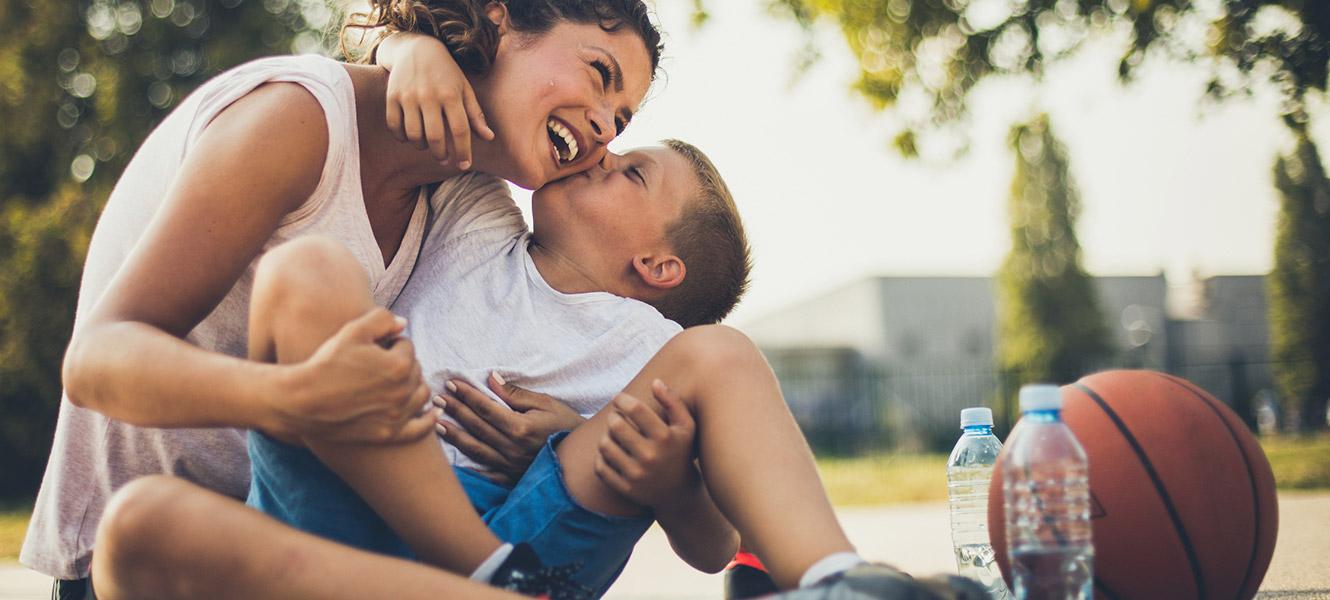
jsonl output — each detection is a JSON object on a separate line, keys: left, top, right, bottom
{"left": 532, "top": 146, "right": 695, "bottom": 263}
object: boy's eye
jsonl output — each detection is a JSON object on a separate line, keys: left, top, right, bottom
{"left": 629, "top": 166, "right": 644, "bottom": 185}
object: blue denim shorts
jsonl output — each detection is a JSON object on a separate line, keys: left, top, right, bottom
{"left": 247, "top": 431, "right": 651, "bottom": 597}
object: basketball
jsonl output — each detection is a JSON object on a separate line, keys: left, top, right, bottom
{"left": 987, "top": 370, "right": 1279, "bottom": 599}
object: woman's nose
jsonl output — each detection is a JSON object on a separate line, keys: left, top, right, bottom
{"left": 586, "top": 106, "right": 616, "bottom": 145}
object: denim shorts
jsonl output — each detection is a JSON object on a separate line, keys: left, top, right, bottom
{"left": 247, "top": 431, "right": 652, "bottom": 597}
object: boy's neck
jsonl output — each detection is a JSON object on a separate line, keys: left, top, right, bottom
{"left": 527, "top": 241, "right": 616, "bottom": 296}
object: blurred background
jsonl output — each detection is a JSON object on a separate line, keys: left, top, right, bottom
{"left": 1, "top": 0, "right": 1328, "bottom": 548}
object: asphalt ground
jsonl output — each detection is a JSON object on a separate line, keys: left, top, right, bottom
{"left": 1, "top": 492, "right": 1325, "bottom": 599}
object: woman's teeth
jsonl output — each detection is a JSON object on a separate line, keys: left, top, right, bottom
{"left": 547, "top": 119, "right": 579, "bottom": 164}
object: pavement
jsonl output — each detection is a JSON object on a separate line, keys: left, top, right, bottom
{"left": 2, "top": 492, "right": 1326, "bottom": 599}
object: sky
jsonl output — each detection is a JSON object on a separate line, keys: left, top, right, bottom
{"left": 508, "top": 0, "right": 1303, "bottom": 326}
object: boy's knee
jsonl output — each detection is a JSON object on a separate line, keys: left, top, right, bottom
{"left": 253, "top": 236, "right": 370, "bottom": 321}
{"left": 668, "top": 324, "right": 761, "bottom": 372}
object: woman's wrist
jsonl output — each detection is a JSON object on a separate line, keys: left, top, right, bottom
{"left": 249, "top": 361, "right": 307, "bottom": 436}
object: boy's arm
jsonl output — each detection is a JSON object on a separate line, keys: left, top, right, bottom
{"left": 596, "top": 382, "right": 740, "bottom": 572}
{"left": 376, "top": 32, "right": 493, "bottom": 169}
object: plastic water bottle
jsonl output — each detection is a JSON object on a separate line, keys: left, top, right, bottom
{"left": 947, "top": 407, "right": 1011, "bottom": 599}
{"left": 1001, "top": 384, "right": 1093, "bottom": 599}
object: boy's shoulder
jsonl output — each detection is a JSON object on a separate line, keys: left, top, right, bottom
{"left": 574, "top": 294, "right": 683, "bottom": 352}
{"left": 425, "top": 172, "right": 524, "bottom": 248}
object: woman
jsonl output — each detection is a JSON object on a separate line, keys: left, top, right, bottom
{"left": 21, "top": 2, "right": 661, "bottom": 597}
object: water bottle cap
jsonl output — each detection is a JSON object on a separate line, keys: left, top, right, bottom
{"left": 1019, "top": 383, "right": 1064, "bottom": 412}
{"left": 959, "top": 407, "right": 994, "bottom": 428}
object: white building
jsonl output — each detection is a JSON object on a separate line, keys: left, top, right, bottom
{"left": 740, "top": 273, "right": 1269, "bottom": 450}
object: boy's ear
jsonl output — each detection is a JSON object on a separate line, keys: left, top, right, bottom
{"left": 632, "top": 254, "right": 685, "bottom": 291}
{"left": 485, "top": 2, "right": 511, "bottom": 34}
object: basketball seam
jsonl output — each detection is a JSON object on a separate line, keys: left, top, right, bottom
{"left": 1094, "top": 577, "right": 1124, "bottom": 600}
{"left": 1159, "top": 372, "right": 1263, "bottom": 600}
{"left": 1074, "top": 382, "right": 1207, "bottom": 600}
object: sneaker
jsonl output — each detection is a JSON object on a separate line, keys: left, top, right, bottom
{"left": 766, "top": 563, "right": 992, "bottom": 599}
{"left": 488, "top": 542, "right": 592, "bottom": 600}
{"left": 725, "top": 563, "right": 779, "bottom": 599}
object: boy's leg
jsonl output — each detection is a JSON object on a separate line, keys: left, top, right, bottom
{"left": 556, "top": 325, "right": 855, "bottom": 590}
{"left": 91, "top": 475, "right": 519, "bottom": 600}
{"left": 247, "top": 236, "right": 501, "bottom": 572}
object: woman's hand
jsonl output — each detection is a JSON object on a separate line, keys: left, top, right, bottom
{"left": 435, "top": 372, "right": 585, "bottom": 485}
{"left": 594, "top": 379, "right": 700, "bottom": 511}
{"left": 378, "top": 32, "right": 494, "bottom": 169}
{"left": 270, "top": 308, "right": 437, "bottom": 444}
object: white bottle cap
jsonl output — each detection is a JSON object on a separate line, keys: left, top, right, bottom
{"left": 1019, "top": 384, "right": 1064, "bottom": 412}
{"left": 959, "top": 407, "right": 994, "bottom": 429}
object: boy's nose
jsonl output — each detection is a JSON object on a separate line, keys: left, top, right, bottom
{"left": 597, "top": 152, "right": 627, "bottom": 174}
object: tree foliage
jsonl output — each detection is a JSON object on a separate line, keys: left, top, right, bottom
{"left": 994, "top": 114, "right": 1111, "bottom": 424}
{"left": 765, "top": 0, "right": 1330, "bottom": 154}
{"left": 1269, "top": 128, "right": 1330, "bottom": 432}
{"left": 0, "top": 0, "right": 331, "bottom": 499}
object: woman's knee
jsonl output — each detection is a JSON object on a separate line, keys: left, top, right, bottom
{"left": 94, "top": 476, "right": 196, "bottom": 595}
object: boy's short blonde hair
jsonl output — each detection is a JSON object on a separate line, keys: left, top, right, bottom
{"left": 649, "top": 140, "right": 751, "bottom": 328}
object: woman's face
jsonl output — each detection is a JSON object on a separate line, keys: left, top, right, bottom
{"left": 472, "top": 15, "right": 653, "bottom": 190}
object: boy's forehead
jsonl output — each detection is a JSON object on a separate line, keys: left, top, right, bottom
{"left": 629, "top": 146, "right": 699, "bottom": 201}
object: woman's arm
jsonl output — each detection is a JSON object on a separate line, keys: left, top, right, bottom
{"left": 65, "top": 83, "right": 430, "bottom": 443}
{"left": 434, "top": 375, "right": 587, "bottom": 484}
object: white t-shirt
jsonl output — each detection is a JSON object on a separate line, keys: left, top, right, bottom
{"left": 22, "top": 55, "right": 429, "bottom": 579}
{"left": 394, "top": 173, "right": 682, "bottom": 472}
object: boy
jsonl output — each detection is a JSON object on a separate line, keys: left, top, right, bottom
{"left": 235, "top": 142, "right": 984, "bottom": 599}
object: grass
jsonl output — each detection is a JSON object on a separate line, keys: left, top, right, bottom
{"left": 1263, "top": 433, "right": 1330, "bottom": 490}
{"left": 0, "top": 502, "right": 31, "bottom": 561}
{"left": 817, "top": 453, "right": 950, "bottom": 506}
{"left": 817, "top": 432, "right": 1330, "bottom": 507}
{"left": 0, "top": 435, "right": 1323, "bottom": 561}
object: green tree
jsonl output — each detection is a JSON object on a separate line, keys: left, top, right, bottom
{"left": 994, "top": 114, "right": 1111, "bottom": 425}
{"left": 0, "top": 0, "right": 333, "bottom": 499}
{"left": 1269, "top": 127, "right": 1330, "bottom": 432}
{"left": 765, "top": 0, "right": 1329, "bottom": 154}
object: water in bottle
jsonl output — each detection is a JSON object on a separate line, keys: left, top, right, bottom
{"left": 947, "top": 407, "right": 1011, "bottom": 599}
{"left": 1001, "top": 384, "right": 1093, "bottom": 599}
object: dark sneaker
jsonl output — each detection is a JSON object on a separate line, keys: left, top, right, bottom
{"left": 766, "top": 563, "right": 991, "bottom": 599}
{"left": 725, "top": 562, "right": 780, "bottom": 599}
{"left": 489, "top": 542, "right": 592, "bottom": 600}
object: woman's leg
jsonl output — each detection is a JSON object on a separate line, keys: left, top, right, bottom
{"left": 91, "top": 475, "right": 518, "bottom": 600}
{"left": 247, "top": 235, "right": 501, "bottom": 571}
{"left": 555, "top": 325, "right": 855, "bottom": 589}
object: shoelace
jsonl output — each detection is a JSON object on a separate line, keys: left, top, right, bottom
{"left": 501, "top": 561, "right": 592, "bottom": 600}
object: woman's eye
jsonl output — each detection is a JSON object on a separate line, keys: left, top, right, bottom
{"left": 614, "top": 118, "right": 626, "bottom": 136}
{"left": 592, "top": 60, "right": 612, "bottom": 89}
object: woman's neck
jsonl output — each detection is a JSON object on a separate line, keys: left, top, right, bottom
{"left": 345, "top": 64, "right": 462, "bottom": 206}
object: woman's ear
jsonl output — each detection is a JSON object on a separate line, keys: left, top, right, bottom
{"left": 633, "top": 254, "right": 685, "bottom": 291}
{"left": 485, "top": 2, "right": 511, "bottom": 34}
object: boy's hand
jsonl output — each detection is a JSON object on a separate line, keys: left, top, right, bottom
{"left": 381, "top": 33, "right": 494, "bottom": 169}
{"left": 435, "top": 372, "right": 585, "bottom": 484}
{"left": 595, "top": 379, "right": 699, "bottom": 510}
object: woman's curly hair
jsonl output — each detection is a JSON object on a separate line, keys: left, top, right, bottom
{"left": 343, "top": 0, "right": 662, "bottom": 78}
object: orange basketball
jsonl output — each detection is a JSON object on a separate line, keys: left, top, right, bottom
{"left": 987, "top": 370, "right": 1278, "bottom": 599}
